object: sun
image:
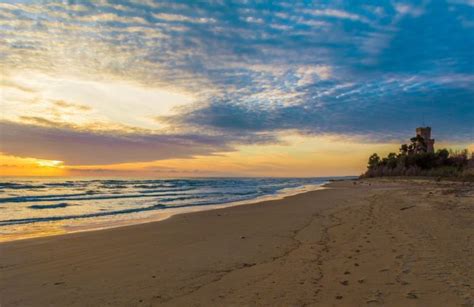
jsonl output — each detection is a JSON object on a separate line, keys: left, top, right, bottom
{"left": 36, "top": 159, "right": 65, "bottom": 168}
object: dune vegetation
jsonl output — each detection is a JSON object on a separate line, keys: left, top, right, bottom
{"left": 363, "top": 135, "right": 473, "bottom": 180}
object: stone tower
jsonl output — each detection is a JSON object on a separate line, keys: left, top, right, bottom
{"left": 416, "top": 127, "right": 435, "bottom": 153}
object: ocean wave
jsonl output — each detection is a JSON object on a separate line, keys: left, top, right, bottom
{"left": 44, "top": 182, "right": 76, "bottom": 187}
{"left": 0, "top": 204, "right": 167, "bottom": 226}
{"left": 0, "top": 194, "right": 262, "bottom": 226}
{"left": 0, "top": 191, "right": 188, "bottom": 204}
{"left": 0, "top": 182, "right": 47, "bottom": 190}
{"left": 0, "top": 198, "right": 235, "bottom": 226}
{"left": 0, "top": 188, "right": 260, "bottom": 204}
{"left": 28, "top": 203, "right": 70, "bottom": 210}
{"left": 0, "top": 177, "right": 347, "bottom": 230}
{"left": 137, "top": 187, "right": 196, "bottom": 194}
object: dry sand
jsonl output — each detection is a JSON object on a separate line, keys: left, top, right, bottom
{"left": 1, "top": 179, "right": 473, "bottom": 306}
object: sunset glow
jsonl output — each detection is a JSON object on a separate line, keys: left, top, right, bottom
{"left": 1, "top": 1, "right": 472, "bottom": 177}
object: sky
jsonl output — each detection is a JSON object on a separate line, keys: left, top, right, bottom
{"left": 0, "top": 0, "right": 473, "bottom": 177}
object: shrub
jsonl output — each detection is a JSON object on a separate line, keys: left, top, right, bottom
{"left": 362, "top": 140, "right": 472, "bottom": 179}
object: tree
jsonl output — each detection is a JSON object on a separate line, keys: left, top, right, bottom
{"left": 400, "top": 144, "right": 408, "bottom": 155}
{"left": 436, "top": 149, "right": 449, "bottom": 160}
{"left": 435, "top": 148, "right": 449, "bottom": 166}
{"left": 368, "top": 153, "right": 381, "bottom": 170}
{"left": 386, "top": 152, "right": 398, "bottom": 169}
{"left": 363, "top": 135, "right": 473, "bottom": 178}
{"left": 409, "top": 135, "right": 427, "bottom": 153}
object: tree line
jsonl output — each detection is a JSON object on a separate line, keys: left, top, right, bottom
{"left": 363, "top": 135, "right": 473, "bottom": 179}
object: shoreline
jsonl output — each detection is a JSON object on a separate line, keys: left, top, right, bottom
{"left": 0, "top": 181, "right": 333, "bottom": 243}
{"left": 1, "top": 178, "right": 472, "bottom": 306}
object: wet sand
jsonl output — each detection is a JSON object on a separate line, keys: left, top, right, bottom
{"left": 1, "top": 179, "right": 473, "bottom": 306}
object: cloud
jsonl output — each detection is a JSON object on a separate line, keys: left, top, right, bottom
{"left": 394, "top": 3, "right": 425, "bottom": 18}
{"left": 51, "top": 100, "right": 92, "bottom": 112}
{"left": 448, "top": 0, "right": 474, "bottom": 6}
{"left": 66, "top": 167, "right": 128, "bottom": 174}
{"left": 296, "top": 65, "right": 332, "bottom": 86}
{"left": 19, "top": 116, "right": 62, "bottom": 127}
{"left": 0, "top": 121, "right": 227, "bottom": 165}
{"left": 0, "top": 120, "right": 278, "bottom": 165}
{"left": 1, "top": 0, "right": 473, "bottom": 166}
{"left": 152, "top": 12, "right": 215, "bottom": 24}
{"left": 307, "top": 9, "right": 369, "bottom": 23}
{"left": 0, "top": 79, "right": 37, "bottom": 93}
{"left": 162, "top": 77, "right": 474, "bottom": 142}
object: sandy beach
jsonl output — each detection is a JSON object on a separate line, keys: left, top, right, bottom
{"left": 1, "top": 179, "right": 473, "bottom": 306}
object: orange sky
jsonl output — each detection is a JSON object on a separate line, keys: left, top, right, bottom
{"left": 1, "top": 2, "right": 473, "bottom": 178}
{"left": 0, "top": 71, "right": 471, "bottom": 177}
{"left": 1, "top": 136, "right": 471, "bottom": 178}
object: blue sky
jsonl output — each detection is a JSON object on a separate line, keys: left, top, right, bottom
{"left": 0, "top": 0, "right": 473, "bottom": 174}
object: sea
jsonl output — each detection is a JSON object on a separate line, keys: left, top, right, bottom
{"left": 0, "top": 177, "right": 352, "bottom": 241}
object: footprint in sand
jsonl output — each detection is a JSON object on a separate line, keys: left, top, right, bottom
{"left": 406, "top": 291, "right": 418, "bottom": 299}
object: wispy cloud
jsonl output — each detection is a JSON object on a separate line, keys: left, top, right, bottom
{"left": 305, "top": 8, "right": 370, "bottom": 23}
{"left": 51, "top": 100, "right": 92, "bottom": 112}
{"left": 1, "top": 0, "right": 473, "bottom": 165}
{"left": 394, "top": 3, "right": 425, "bottom": 18}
